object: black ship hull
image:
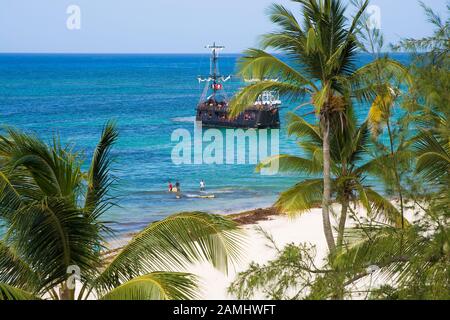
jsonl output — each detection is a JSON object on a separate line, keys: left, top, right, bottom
{"left": 196, "top": 106, "right": 280, "bottom": 129}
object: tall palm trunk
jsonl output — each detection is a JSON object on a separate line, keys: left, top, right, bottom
{"left": 337, "top": 198, "right": 349, "bottom": 248}
{"left": 60, "top": 283, "right": 75, "bottom": 300}
{"left": 334, "top": 197, "right": 349, "bottom": 300}
{"left": 322, "top": 116, "right": 336, "bottom": 252}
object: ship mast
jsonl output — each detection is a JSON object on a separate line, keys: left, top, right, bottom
{"left": 197, "top": 43, "right": 231, "bottom": 102}
{"left": 207, "top": 43, "right": 224, "bottom": 97}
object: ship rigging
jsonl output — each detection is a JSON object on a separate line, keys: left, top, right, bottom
{"left": 196, "top": 43, "right": 280, "bottom": 129}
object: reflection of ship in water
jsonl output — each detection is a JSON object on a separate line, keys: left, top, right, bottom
{"left": 196, "top": 43, "right": 281, "bottom": 129}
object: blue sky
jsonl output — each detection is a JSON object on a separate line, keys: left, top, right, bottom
{"left": 0, "top": 0, "right": 447, "bottom": 53}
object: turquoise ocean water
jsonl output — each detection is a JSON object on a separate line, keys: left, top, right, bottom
{"left": 0, "top": 53, "right": 409, "bottom": 237}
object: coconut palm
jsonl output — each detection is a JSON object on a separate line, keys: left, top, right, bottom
{"left": 404, "top": 2, "right": 450, "bottom": 193}
{"left": 230, "top": 2, "right": 448, "bottom": 300}
{"left": 330, "top": 3, "right": 450, "bottom": 299}
{"left": 229, "top": 0, "right": 406, "bottom": 252}
{"left": 414, "top": 123, "right": 450, "bottom": 193}
{"left": 0, "top": 123, "right": 243, "bottom": 300}
{"left": 257, "top": 107, "right": 405, "bottom": 249}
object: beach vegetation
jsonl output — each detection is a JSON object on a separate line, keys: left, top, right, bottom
{"left": 0, "top": 122, "right": 243, "bottom": 300}
{"left": 229, "top": 0, "right": 407, "bottom": 252}
{"left": 229, "top": 1, "right": 449, "bottom": 300}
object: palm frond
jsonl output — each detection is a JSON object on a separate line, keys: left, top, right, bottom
{"left": 414, "top": 130, "right": 450, "bottom": 184}
{"left": 94, "top": 212, "right": 243, "bottom": 293}
{"left": 0, "top": 169, "right": 24, "bottom": 220}
{"left": 101, "top": 272, "right": 198, "bottom": 300}
{"left": 238, "top": 49, "right": 317, "bottom": 91}
{"left": 6, "top": 198, "right": 103, "bottom": 292}
{"left": 229, "top": 81, "right": 309, "bottom": 117}
{"left": 352, "top": 58, "right": 412, "bottom": 87}
{"left": 0, "top": 127, "right": 83, "bottom": 199}
{"left": 256, "top": 154, "right": 321, "bottom": 175}
{"left": 335, "top": 224, "right": 433, "bottom": 287}
{"left": 260, "top": 31, "right": 305, "bottom": 58}
{"left": 360, "top": 187, "right": 407, "bottom": 228}
{"left": 84, "top": 121, "right": 119, "bottom": 220}
{"left": 357, "top": 150, "right": 413, "bottom": 180}
{"left": 0, "top": 240, "right": 40, "bottom": 291}
{"left": 351, "top": 58, "right": 412, "bottom": 106}
{"left": 275, "top": 179, "right": 323, "bottom": 216}
{"left": 287, "top": 113, "right": 322, "bottom": 143}
{"left": 266, "top": 3, "right": 303, "bottom": 34}
{"left": 0, "top": 283, "right": 39, "bottom": 300}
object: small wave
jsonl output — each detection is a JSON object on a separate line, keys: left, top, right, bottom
{"left": 209, "top": 189, "right": 234, "bottom": 194}
{"left": 171, "top": 116, "right": 196, "bottom": 123}
{"left": 128, "top": 190, "right": 169, "bottom": 196}
{"left": 184, "top": 193, "right": 206, "bottom": 198}
{"left": 210, "top": 188, "right": 260, "bottom": 195}
{"left": 184, "top": 193, "right": 216, "bottom": 198}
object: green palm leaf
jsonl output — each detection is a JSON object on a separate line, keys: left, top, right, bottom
{"left": 358, "top": 187, "right": 407, "bottom": 228}
{"left": 266, "top": 3, "right": 303, "bottom": 34}
{"left": 357, "top": 150, "right": 413, "bottom": 179}
{"left": 0, "top": 283, "right": 39, "bottom": 300}
{"left": 6, "top": 198, "right": 103, "bottom": 292}
{"left": 101, "top": 272, "right": 198, "bottom": 300}
{"left": 94, "top": 212, "right": 243, "bottom": 294}
{"left": 0, "top": 124, "right": 116, "bottom": 297}
{"left": 256, "top": 154, "right": 321, "bottom": 175}
{"left": 287, "top": 113, "right": 322, "bottom": 143}
{"left": 352, "top": 58, "right": 412, "bottom": 88}
{"left": 238, "top": 49, "right": 318, "bottom": 90}
{"left": 275, "top": 179, "right": 324, "bottom": 216}
{"left": 0, "top": 128, "right": 82, "bottom": 199}
{"left": 414, "top": 130, "right": 450, "bottom": 183}
{"left": 334, "top": 224, "right": 434, "bottom": 287}
{"left": 84, "top": 121, "right": 119, "bottom": 220}
{"left": 0, "top": 240, "right": 39, "bottom": 291}
{"left": 0, "top": 169, "right": 24, "bottom": 220}
{"left": 230, "top": 81, "right": 309, "bottom": 117}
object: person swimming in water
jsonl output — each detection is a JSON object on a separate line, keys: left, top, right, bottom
{"left": 168, "top": 181, "right": 173, "bottom": 192}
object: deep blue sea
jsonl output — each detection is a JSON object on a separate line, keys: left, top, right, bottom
{"left": 0, "top": 53, "right": 410, "bottom": 237}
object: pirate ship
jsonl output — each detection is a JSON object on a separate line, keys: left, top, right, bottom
{"left": 196, "top": 44, "right": 281, "bottom": 129}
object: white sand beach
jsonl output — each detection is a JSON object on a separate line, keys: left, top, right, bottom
{"left": 104, "top": 202, "right": 419, "bottom": 300}
{"left": 186, "top": 209, "right": 328, "bottom": 300}
{"left": 105, "top": 208, "right": 328, "bottom": 300}
{"left": 182, "top": 202, "right": 419, "bottom": 300}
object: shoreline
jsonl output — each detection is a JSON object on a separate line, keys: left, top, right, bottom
{"left": 103, "top": 206, "right": 328, "bottom": 300}
{"left": 103, "top": 200, "right": 417, "bottom": 300}
{"left": 104, "top": 207, "right": 283, "bottom": 254}
{"left": 186, "top": 207, "right": 328, "bottom": 299}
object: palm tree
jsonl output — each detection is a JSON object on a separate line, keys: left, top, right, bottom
{"left": 229, "top": 0, "right": 408, "bottom": 252}
{"left": 414, "top": 123, "right": 450, "bottom": 198}
{"left": 349, "top": 9, "right": 414, "bottom": 228}
{"left": 403, "top": 2, "right": 450, "bottom": 206}
{"left": 229, "top": 2, "right": 449, "bottom": 300}
{"left": 0, "top": 123, "right": 243, "bottom": 300}
{"left": 229, "top": 106, "right": 447, "bottom": 299}
{"left": 257, "top": 107, "right": 405, "bottom": 249}
{"left": 330, "top": 3, "right": 450, "bottom": 299}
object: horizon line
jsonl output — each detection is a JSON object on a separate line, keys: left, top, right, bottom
{"left": 0, "top": 51, "right": 408, "bottom": 55}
